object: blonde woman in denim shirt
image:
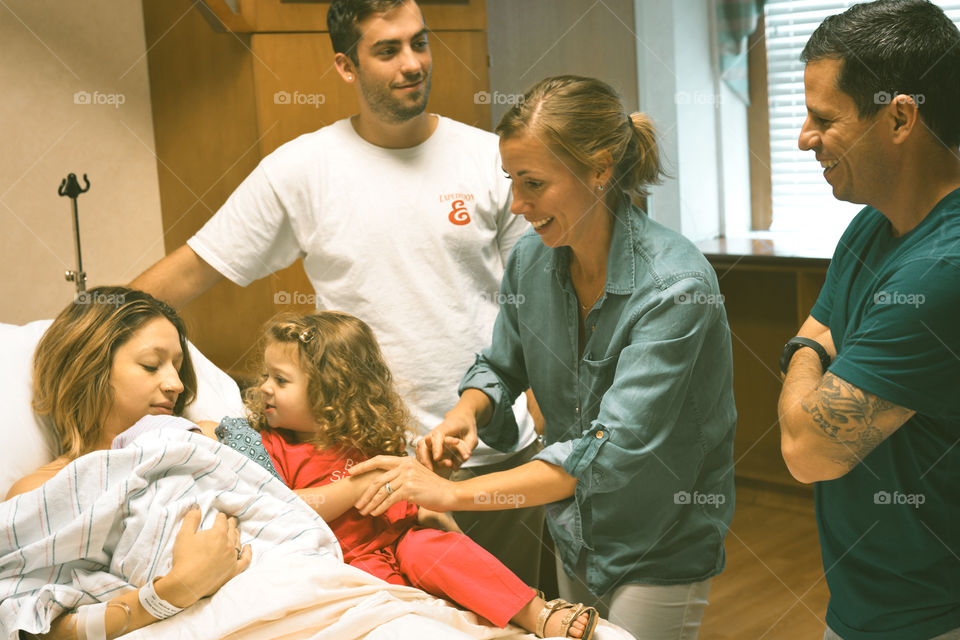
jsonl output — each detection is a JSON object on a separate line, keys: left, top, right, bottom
{"left": 351, "top": 75, "right": 737, "bottom": 640}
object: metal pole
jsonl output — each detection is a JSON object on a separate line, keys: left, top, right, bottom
{"left": 58, "top": 173, "right": 90, "bottom": 295}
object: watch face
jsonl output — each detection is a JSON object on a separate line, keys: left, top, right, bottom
{"left": 779, "top": 342, "right": 797, "bottom": 375}
{"left": 780, "top": 338, "right": 830, "bottom": 375}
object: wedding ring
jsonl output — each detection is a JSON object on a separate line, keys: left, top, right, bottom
{"left": 384, "top": 481, "right": 393, "bottom": 495}
{"left": 235, "top": 546, "right": 242, "bottom": 560}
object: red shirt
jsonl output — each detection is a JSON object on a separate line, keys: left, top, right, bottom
{"left": 260, "top": 429, "right": 419, "bottom": 563}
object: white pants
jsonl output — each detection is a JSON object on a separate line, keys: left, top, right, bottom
{"left": 555, "top": 554, "right": 712, "bottom": 640}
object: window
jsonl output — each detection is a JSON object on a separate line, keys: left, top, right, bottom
{"left": 763, "top": 0, "right": 960, "bottom": 236}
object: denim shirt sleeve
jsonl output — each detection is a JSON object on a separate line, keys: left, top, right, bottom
{"left": 535, "top": 275, "right": 719, "bottom": 499}
{"left": 458, "top": 247, "right": 530, "bottom": 452}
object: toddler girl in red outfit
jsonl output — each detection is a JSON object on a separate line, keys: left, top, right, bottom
{"left": 245, "top": 311, "right": 594, "bottom": 639}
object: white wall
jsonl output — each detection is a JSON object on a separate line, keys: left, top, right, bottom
{"left": 486, "top": 0, "right": 639, "bottom": 128}
{"left": 634, "top": 0, "right": 744, "bottom": 240}
{"left": 0, "top": 0, "right": 164, "bottom": 324}
{"left": 487, "top": 0, "right": 750, "bottom": 242}
{"left": 719, "top": 77, "right": 752, "bottom": 238}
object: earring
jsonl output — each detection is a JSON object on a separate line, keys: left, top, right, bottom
{"left": 347, "top": 75, "right": 353, "bottom": 80}
{"left": 597, "top": 184, "right": 605, "bottom": 192}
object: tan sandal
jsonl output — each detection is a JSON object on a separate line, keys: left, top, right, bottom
{"left": 534, "top": 598, "right": 599, "bottom": 640}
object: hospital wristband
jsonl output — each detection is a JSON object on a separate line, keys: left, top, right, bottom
{"left": 76, "top": 602, "right": 107, "bottom": 640}
{"left": 75, "top": 601, "right": 132, "bottom": 640}
{"left": 139, "top": 576, "right": 184, "bottom": 620}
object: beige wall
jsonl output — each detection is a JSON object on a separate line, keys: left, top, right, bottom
{"left": 0, "top": 0, "right": 640, "bottom": 324}
{"left": 0, "top": 0, "right": 163, "bottom": 324}
{"left": 486, "top": 0, "right": 638, "bottom": 127}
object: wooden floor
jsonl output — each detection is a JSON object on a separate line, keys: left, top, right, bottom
{"left": 700, "top": 486, "right": 830, "bottom": 639}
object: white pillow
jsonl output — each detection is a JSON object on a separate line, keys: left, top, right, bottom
{"left": 0, "top": 319, "right": 245, "bottom": 498}
{"left": 182, "top": 341, "right": 246, "bottom": 425}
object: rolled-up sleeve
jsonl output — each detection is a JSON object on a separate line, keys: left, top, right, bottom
{"left": 535, "top": 275, "right": 720, "bottom": 499}
{"left": 458, "top": 246, "right": 530, "bottom": 452}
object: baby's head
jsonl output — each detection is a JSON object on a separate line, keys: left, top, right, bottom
{"left": 246, "top": 311, "right": 410, "bottom": 456}
{"left": 33, "top": 286, "right": 197, "bottom": 459}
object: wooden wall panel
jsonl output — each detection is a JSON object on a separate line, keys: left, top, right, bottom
{"left": 709, "top": 261, "right": 827, "bottom": 494}
{"left": 248, "top": 30, "right": 491, "bottom": 156}
{"left": 143, "top": 0, "right": 490, "bottom": 376}
{"left": 251, "top": 33, "right": 355, "bottom": 157}
{"left": 199, "top": 0, "right": 486, "bottom": 33}
{"left": 748, "top": 14, "right": 773, "bottom": 231}
{"left": 424, "top": 31, "right": 491, "bottom": 129}
{"left": 143, "top": 0, "right": 275, "bottom": 374}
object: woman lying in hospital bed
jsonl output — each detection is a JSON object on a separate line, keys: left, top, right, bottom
{"left": 0, "top": 287, "right": 634, "bottom": 640}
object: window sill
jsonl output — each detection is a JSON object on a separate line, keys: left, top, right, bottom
{"left": 698, "top": 233, "right": 834, "bottom": 266}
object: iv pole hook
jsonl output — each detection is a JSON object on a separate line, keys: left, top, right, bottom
{"left": 58, "top": 173, "right": 90, "bottom": 294}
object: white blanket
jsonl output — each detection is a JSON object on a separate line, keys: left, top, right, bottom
{"left": 0, "top": 423, "right": 633, "bottom": 639}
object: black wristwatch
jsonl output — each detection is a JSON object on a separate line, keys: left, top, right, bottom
{"left": 779, "top": 336, "right": 832, "bottom": 374}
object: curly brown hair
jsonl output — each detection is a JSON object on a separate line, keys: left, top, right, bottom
{"left": 244, "top": 311, "right": 410, "bottom": 457}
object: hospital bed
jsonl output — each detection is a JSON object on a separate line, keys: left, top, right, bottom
{"left": 0, "top": 319, "right": 634, "bottom": 640}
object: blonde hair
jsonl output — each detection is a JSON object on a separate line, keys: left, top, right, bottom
{"left": 245, "top": 311, "right": 411, "bottom": 457}
{"left": 32, "top": 286, "right": 197, "bottom": 460}
{"left": 496, "top": 75, "right": 665, "bottom": 202}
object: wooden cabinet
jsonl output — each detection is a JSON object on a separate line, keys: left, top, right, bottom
{"left": 701, "top": 239, "right": 830, "bottom": 494}
{"left": 141, "top": 0, "right": 492, "bottom": 375}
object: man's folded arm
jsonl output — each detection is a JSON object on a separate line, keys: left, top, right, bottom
{"left": 780, "top": 352, "right": 914, "bottom": 484}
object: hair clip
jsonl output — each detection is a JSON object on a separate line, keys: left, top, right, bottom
{"left": 298, "top": 329, "right": 315, "bottom": 344}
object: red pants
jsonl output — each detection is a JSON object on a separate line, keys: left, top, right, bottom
{"left": 349, "top": 527, "right": 535, "bottom": 627}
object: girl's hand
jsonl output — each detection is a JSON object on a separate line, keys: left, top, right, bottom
{"left": 157, "top": 506, "right": 251, "bottom": 607}
{"left": 415, "top": 409, "right": 479, "bottom": 473}
{"left": 349, "top": 456, "right": 456, "bottom": 516}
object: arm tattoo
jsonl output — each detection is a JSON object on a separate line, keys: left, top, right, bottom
{"left": 800, "top": 373, "right": 910, "bottom": 469}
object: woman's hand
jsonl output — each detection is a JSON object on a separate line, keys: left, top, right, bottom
{"left": 349, "top": 456, "right": 457, "bottom": 516}
{"left": 415, "top": 408, "right": 479, "bottom": 474}
{"left": 194, "top": 420, "right": 219, "bottom": 439}
{"left": 157, "top": 506, "right": 251, "bottom": 607}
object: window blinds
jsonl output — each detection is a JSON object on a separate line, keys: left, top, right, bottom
{"left": 762, "top": 0, "right": 960, "bottom": 234}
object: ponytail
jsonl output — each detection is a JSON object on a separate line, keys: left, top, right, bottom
{"left": 497, "top": 76, "right": 665, "bottom": 206}
{"left": 615, "top": 112, "right": 664, "bottom": 198}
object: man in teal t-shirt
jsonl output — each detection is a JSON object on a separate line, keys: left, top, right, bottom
{"left": 777, "top": 2, "right": 960, "bottom": 639}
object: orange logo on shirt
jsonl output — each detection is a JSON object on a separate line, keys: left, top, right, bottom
{"left": 448, "top": 199, "right": 471, "bottom": 225}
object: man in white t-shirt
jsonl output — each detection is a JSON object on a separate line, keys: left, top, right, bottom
{"left": 131, "top": 0, "right": 543, "bottom": 586}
